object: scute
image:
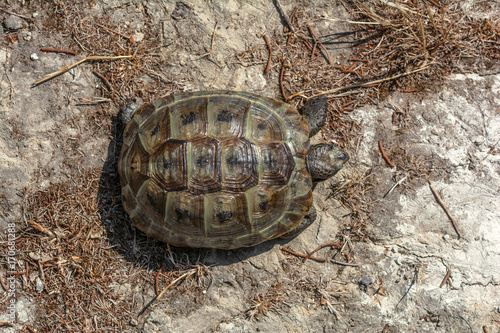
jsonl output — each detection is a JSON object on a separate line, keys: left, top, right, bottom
{"left": 119, "top": 91, "right": 312, "bottom": 249}
{"left": 207, "top": 95, "right": 250, "bottom": 139}
{"left": 204, "top": 192, "right": 251, "bottom": 237}
{"left": 245, "top": 184, "right": 289, "bottom": 233}
{"left": 138, "top": 109, "right": 170, "bottom": 153}
{"left": 169, "top": 97, "right": 208, "bottom": 140}
{"left": 120, "top": 139, "right": 150, "bottom": 195}
{"left": 188, "top": 137, "right": 221, "bottom": 194}
{"left": 150, "top": 140, "right": 187, "bottom": 191}
{"left": 259, "top": 142, "right": 295, "bottom": 185}
{"left": 246, "top": 102, "right": 285, "bottom": 143}
{"left": 221, "top": 138, "right": 258, "bottom": 192}
{"left": 165, "top": 191, "right": 205, "bottom": 237}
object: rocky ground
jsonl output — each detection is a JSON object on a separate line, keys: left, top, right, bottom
{"left": 0, "top": 0, "right": 499, "bottom": 332}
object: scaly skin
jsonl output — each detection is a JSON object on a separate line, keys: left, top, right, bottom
{"left": 306, "top": 143, "right": 349, "bottom": 181}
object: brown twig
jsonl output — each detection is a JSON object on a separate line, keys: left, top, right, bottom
{"left": 439, "top": 267, "right": 451, "bottom": 288}
{"left": 210, "top": 20, "right": 219, "bottom": 54}
{"left": 0, "top": 8, "right": 33, "bottom": 22}
{"left": 481, "top": 138, "right": 499, "bottom": 163}
{"left": 155, "top": 268, "right": 162, "bottom": 296}
{"left": 306, "top": 23, "right": 333, "bottom": 65}
{"left": 378, "top": 140, "right": 395, "bottom": 168}
{"left": 303, "top": 242, "right": 342, "bottom": 262}
{"left": 38, "top": 261, "right": 45, "bottom": 284}
{"left": 95, "top": 22, "right": 135, "bottom": 44}
{"left": 309, "top": 63, "right": 432, "bottom": 99}
{"left": 0, "top": 275, "right": 7, "bottom": 292}
{"left": 330, "top": 260, "right": 361, "bottom": 267}
{"left": 285, "top": 7, "right": 298, "bottom": 45}
{"left": 40, "top": 47, "right": 77, "bottom": 55}
{"left": 281, "top": 247, "right": 327, "bottom": 262}
{"left": 25, "top": 261, "right": 29, "bottom": 282}
{"left": 33, "top": 55, "right": 132, "bottom": 86}
{"left": 26, "top": 325, "right": 36, "bottom": 333}
{"left": 428, "top": 181, "right": 464, "bottom": 239}
{"left": 426, "top": 0, "right": 445, "bottom": 9}
{"left": 280, "top": 60, "right": 289, "bottom": 101}
{"left": 302, "top": 40, "right": 321, "bottom": 56}
{"left": 77, "top": 97, "right": 112, "bottom": 105}
{"left": 138, "top": 269, "right": 196, "bottom": 317}
{"left": 28, "top": 220, "right": 55, "bottom": 238}
{"left": 381, "top": 324, "right": 389, "bottom": 333}
{"left": 263, "top": 34, "right": 272, "bottom": 73}
{"left": 281, "top": 242, "right": 358, "bottom": 266}
{"left": 310, "top": 41, "right": 318, "bottom": 60}
{"left": 92, "top": 70, "right": 115, "bottom": 94}
{"left": 274, "top": 0, "right": 295, "bottom": 33}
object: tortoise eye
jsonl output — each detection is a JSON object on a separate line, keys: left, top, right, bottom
{"left": 337, "top": 152, "right": 348, "bottom": 161}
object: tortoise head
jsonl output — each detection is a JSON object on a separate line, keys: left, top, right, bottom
{"left": 306, "top": 143, "right": 348, "bottom": 181}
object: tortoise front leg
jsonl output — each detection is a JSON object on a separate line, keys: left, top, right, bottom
{"left": 300, "top": 98, "right": 327, "bottom": 137}
{"left": 279, "top": 205, "right": 317, "bottom": 239}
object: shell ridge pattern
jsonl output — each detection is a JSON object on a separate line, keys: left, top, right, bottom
{"left": 120, "top": 91, "right": 313, "bottom": 249}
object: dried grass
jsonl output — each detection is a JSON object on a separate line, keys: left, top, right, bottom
{"left": 42, "top": 1, "right": 184, "bottom": 104}
{"left": 242, "top": 0, "right": 496, "bottom": 133}
{"left": 246, "top": 282, "right": 285, "bottom": 320}
{"left": 18, "top": 169, "right": 133, "bottom": 330}
{"left": 11, "top": 163, "right": 209, "bottom": 330}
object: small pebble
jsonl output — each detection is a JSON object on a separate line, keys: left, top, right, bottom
{"left": 443, "top": 234, "right": 450, "bottom": 241}
{"left": 30, "top": 53, "right": 39, "bottom": 61}
{"left": 171, "top": 2, "right": 190, "bottom": 20}
{"left": 358, "top": 275, "right": 373, "bottom": 292}
{"left": 133, "top": 32, "right": 144, "bottom": 43}
{"left": 35, "top": 277, "right": 44, "bottom": 293}
{"left": 3, "top": 15, "right": 24, "bottom": 30}
{"left": 219, "top": 323, "right": 235, "bottom": 331}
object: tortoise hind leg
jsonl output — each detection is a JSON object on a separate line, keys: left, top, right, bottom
{"left": 300, "top": 98, "right": 327, "bottom": 137}
{"left": 279, "top": 205, "right": 317, "bottom": 239}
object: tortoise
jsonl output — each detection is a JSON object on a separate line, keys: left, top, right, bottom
{"left": 118, "top": 91, "right": 348, "bottom": 250}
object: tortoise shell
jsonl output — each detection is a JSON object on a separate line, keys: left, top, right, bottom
{"left": 118, "top": 90, "right": 313, "bottom": 249}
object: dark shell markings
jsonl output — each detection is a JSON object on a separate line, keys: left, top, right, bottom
{"left": 119, "top": 90, "right": 315, "bottom": 249}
